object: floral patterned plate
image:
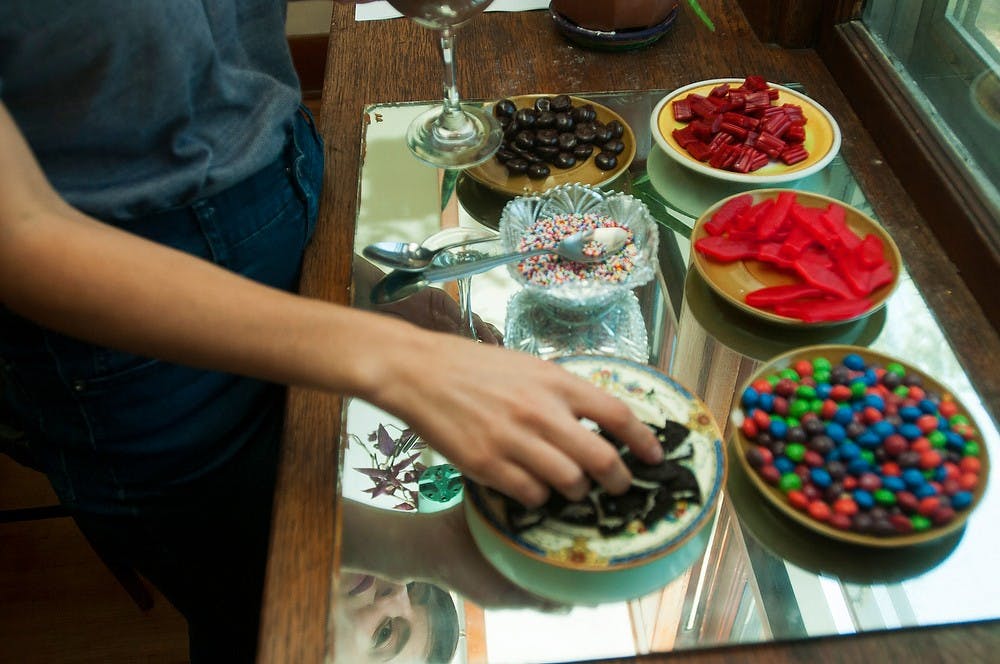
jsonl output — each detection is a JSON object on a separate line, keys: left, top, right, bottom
{"left": 464, "top": 355, "right": 726, "bottom": 604}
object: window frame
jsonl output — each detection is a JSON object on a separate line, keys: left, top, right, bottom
{"left": 815, "top": 0, "right": 1000, "bottom": 330}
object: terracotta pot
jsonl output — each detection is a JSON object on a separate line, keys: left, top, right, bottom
{"left": 550, "top": 0, "right": 678, "bottom": 32}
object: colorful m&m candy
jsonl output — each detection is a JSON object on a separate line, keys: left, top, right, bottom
{"left": 738, "top": 351, "right": 985, "bottom": 538}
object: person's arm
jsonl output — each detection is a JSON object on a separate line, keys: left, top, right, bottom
{"left": 0, "top": 102, "right": 661, "bottom": 507}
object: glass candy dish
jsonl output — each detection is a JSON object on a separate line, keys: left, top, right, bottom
{"left": 498, "top": 183, "right": 659, "bottom": 311}
{"left": 504, "top": 288, "right": 649, "bottom": 362}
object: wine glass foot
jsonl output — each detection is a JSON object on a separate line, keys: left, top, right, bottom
{"left": 406, "top": 104, "right": 502, "bottom": 169}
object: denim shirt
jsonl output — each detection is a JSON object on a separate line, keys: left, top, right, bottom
{"left": 0, "top": 0, "right": 301, "bottom": 221}
{"left": 0, "top": 2, "right": 323, "bottom": 514}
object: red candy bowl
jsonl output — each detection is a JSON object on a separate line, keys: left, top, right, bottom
{"left": 730, "top": 345, "right": 990, "bottom": 548}
{"left": 690, "top": 189, "right": 902, "bottom": 326}
{"left": 651, "top": 76, "right": 841, "bottom": 185}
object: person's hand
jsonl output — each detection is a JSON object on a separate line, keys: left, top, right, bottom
{"left": 354, "top": 255, "right": 501, "bottom": 344}
{"left": 375, "top": 287, "right": 502, "bottom": 345}
{"left": 366, "top": 330, "right": 664, "bottom": 509}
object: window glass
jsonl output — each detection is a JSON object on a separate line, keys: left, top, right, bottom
{"left": 862, "top": 0, "right": 1000, "bottom": 213}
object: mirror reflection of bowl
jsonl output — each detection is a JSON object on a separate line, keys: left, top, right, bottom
{"left": 971, "top": 69, "right": 1000, "bottom": 128}
{"left": 464, "top": 356, "right": 727, "bottom": 605}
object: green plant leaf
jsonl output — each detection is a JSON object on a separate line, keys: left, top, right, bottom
{"left": 629, "top": 181, "right": 694, "bottom": 240}
{"left": 688, "top": 0, "right": 716, "bottom": 32}
{"left": 441, "top": 168, "right": 460, "bottom": 210}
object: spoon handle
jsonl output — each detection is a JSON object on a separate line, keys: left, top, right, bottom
{"left": 419, "top": 248, "right": 547, "bottom": 283}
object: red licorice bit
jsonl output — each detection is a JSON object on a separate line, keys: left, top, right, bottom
{"left": 755, "top": 132, "right": 786, "bottom": 157}
{"left": 743, "top": 75, "right": 770, "bottom": 92}
{"left": 689, "top": 94, "right": 719, "bottom": 119}
{"left": 743, "top": 91, "right": 772, "bottom": 114}
{"left": 672, "top": 99, "right": 693, "bottom": 122}
{"left": 781, "top": 145, "right": 809, "bottom": 165}
{"left": 710, "top": 82, "right": 731, "bottom": 97}
{"left": 720, "top": 120, "right": 749, "bottom": 140}
{"left": 723, "top": 111, "right": 759, "bottom": 129}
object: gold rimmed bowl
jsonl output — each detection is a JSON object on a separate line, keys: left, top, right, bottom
{"left": 466, "top": 94, "right": 636, "bottom": 197}
{"left": 690, "top": 189, "right": 902, "bottom": 327}
{"left": 464, "top": 355, "right": 726, "bottom": 604}
{"left": 730, "top": 345, "right": 990, "bottom": 548}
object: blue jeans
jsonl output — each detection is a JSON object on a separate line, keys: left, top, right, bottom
{"left": 1, "top": 105, "right": 323, "bottom": 514}
{"left": 0, "top": 106, "right": 324, "bottom": 661}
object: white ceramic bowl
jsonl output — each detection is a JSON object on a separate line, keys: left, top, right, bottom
{"left": 499, "top": 183, "right": 659, "bottom": 309}
{"left": 464, "top": 355, "right": 726, "bottom": 605}
{"left": 650, "top": 78, "right": 842, "bottom": 185}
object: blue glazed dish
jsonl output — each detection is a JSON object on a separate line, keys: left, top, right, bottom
{"left": 549, "top": 5, "right": 680, "bottom": 51}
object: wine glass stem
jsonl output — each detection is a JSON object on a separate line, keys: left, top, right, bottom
{"left": 456, "top": 276, "right": 477, "bottom": 340}
{"left": 437, "top": 28, "right": 469, "bottom": 133}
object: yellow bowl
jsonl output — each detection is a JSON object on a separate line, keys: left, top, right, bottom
{"left": 651, "top": 78, "right": 841, "bottom": 184}
{"left": 690, "top": 189, "right": 902, "bottom": 327}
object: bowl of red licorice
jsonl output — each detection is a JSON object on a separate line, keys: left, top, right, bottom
{"left": 690, "top": 189, "right": 902, "bottom": 326}
{"left": 499, "top": 183, "right": 659, "bottom": 308}
{"left": 731, "top": 345, "right": 989, "bottom": 548}
{"left": 650, "top": 76, "right": 841, "bottom": 184}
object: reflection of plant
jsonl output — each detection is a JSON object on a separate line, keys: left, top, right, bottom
{"left": 347, "top": 423, "right": 427, "bottom": 511}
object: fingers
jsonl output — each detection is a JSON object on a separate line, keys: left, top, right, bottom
{"left": 507, "top": 432, "right": 594, "bottom": 502}
{"left": 474, "top": 319, "right": 503, "bottom": 345}
{"left": 463, "top": 456, "right": 551, "bottom": 509}
{"left": 535, "top": 420, "right": 633, "bottom": 496}
{"left": 566, "top": 379, "right": 663, "bottom": 466}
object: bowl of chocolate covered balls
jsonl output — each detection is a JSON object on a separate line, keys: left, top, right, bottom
{"left": 498, "top": 183, "right": 659, "bottom": 309}
{"left": 731, "top": 345, "right": 989, "bottom": 548}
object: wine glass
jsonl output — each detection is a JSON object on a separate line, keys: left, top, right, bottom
{"left": 422, "top": 227, "right": 496, "bottom": 340}
{"left": 441, "top": 247, "right": 485, "bottom": 339}
{"left": 387, "top": 0, "right": 503, "bottom": 168}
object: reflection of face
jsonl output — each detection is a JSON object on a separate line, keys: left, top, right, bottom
{"left": 339, "top": 573, "right": 432, "bottom": 663}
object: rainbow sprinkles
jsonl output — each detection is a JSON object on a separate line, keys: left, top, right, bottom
{"left": 516, "top": 213, "right": 638, "bottom": 286}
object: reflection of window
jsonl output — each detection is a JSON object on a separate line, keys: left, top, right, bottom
{"left": 862, "top": 0, "right": 1000, "bottom": 212}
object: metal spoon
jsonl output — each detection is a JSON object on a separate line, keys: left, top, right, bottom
{"left": 363, "top": 232, "right": 498, "bottom": 272}
{"left": 370, "top": 227, "right": 629, "bottom": 304}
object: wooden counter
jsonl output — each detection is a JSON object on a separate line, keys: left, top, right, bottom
{"left": 259, "top": 1, "right": 1000, "bottom": 662}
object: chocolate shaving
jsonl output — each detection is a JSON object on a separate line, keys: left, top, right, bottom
{"left": 499, "top": 420, "right": 703, "bottom": 536}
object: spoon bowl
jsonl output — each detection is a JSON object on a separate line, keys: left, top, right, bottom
{"left": 370, "top": 227, "right": 629, "bottom": 305}
{"left": 363, "top": 232, "right": 498, "bottom": 271}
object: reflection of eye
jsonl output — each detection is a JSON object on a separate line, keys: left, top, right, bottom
{"left": 369, "top": 616, "right": 413, "bottom": 660}
{"left": 371, "top": 617, "right": 394, "bottom": 650}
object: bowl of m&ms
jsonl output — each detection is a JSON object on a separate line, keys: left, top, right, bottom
{"left": 731, "top": 345, "right": 989, "bottom": 547}
{"left": 498, "top": 183, "right": 659, "bottom": 309}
